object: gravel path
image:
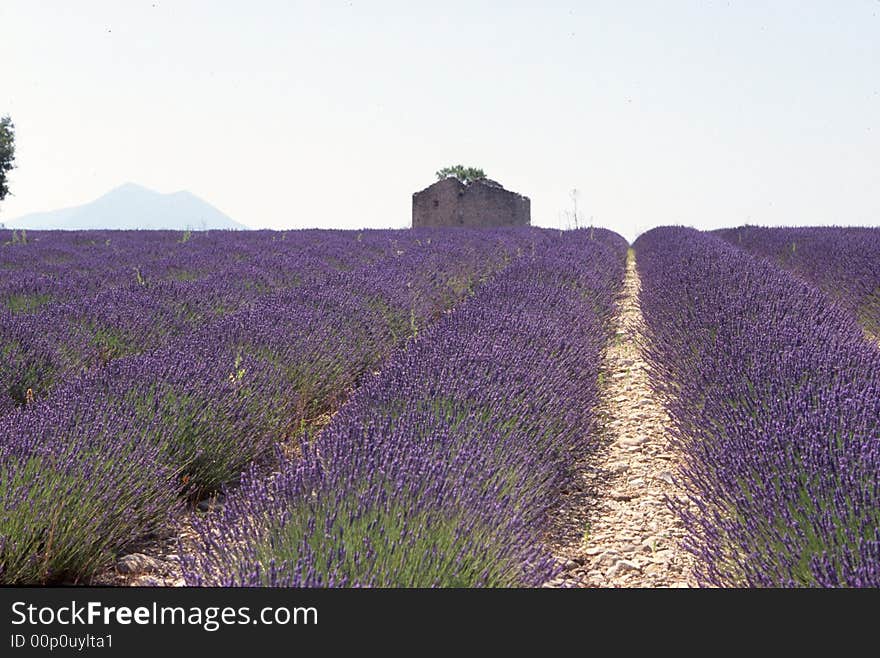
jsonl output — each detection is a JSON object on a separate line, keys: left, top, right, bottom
{"left": 544, "top": 248, "right": 695, "bottom": 588}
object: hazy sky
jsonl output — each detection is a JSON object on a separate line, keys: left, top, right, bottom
{"left": 1, "top": 1, "right": 878, "bottom": 241}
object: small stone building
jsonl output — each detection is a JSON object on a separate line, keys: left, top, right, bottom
{"left": 412, "top": 177, "right": 530, "bottom": 228}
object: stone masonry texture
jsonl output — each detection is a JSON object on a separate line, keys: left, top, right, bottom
{"left": 412, "top": 178, "right": 530, "bottom": 228}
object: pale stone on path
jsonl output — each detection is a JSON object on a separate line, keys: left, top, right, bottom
{"left": 543, "top": 249, "right": 696, "bottom": 588}
{"left": 116, "top": 553, "right": 162, "bottom": 575}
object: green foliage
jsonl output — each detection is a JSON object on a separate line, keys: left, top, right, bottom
{"left": 167, "top": 268, "right": 199, "bottom": 282}
{"left": 4, "top": 292, "right": 52, "bottom": 314}
{"left": 0, "top": 115, "right": 14, "bottom": 204}
{"left": 366, "top": 296, "right": 410, "bottom": 342}
{"left": 435, "top": 164, "right": 486, "bottom": 185}
{"left": 252, "top": 493, "right": 524, "bottom": 587}
{"left": 90, "top": 326, "right": 140, "bottom": 364}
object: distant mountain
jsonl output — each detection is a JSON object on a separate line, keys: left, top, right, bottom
{"left": 5, "top": 183, "right": 248, "bottom": 230}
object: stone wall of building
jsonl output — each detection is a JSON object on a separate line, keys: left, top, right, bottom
{"left": 412, "top": 178, "right": 530, "bottom": 228}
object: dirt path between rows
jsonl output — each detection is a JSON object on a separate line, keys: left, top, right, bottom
{"left": 543, "top": 249, "right": 695, "bottom": 588}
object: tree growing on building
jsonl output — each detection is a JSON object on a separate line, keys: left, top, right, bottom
{"left": 435, "top": 165, "right": 486, "bottom": 185}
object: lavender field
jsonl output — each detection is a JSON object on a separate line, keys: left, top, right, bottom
{"left": 1, "top": 225, "right": 878, "bottom": 587}
{"left": 637, "top": 227, "right": 880, "bottom": 586}
{"left": 715, "top": 226, "right": 880, "bottom": 338}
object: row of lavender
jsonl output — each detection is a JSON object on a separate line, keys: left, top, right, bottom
{"left": 0, "top": 228, "right": 541, "bottom": 584}
{"left": 0, "top": 230, "right": 435, "bottom": 413}
{"left": 0, "top": 228, "right": 394, "bottom": 304}
{"left": 715, "top": 226, "right": 880, "bottom": 336}
{"left": 182, "top": 229, "right": 628, "bottom": 586}
{"left": 636, "top": 227, "right": 880, "bottom": 586}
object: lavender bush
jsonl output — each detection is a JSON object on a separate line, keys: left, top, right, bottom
{"left": 182, "top": 229, "right": 628, "bottom": 587}
{"left": 716, "top": 226, "right": 880, "bottom": 336}
{"left": 0, "top": 392, "right": 180, "bottom": 584}
{"left": 636, "top": 227, "right": 880, "bottom": 587}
